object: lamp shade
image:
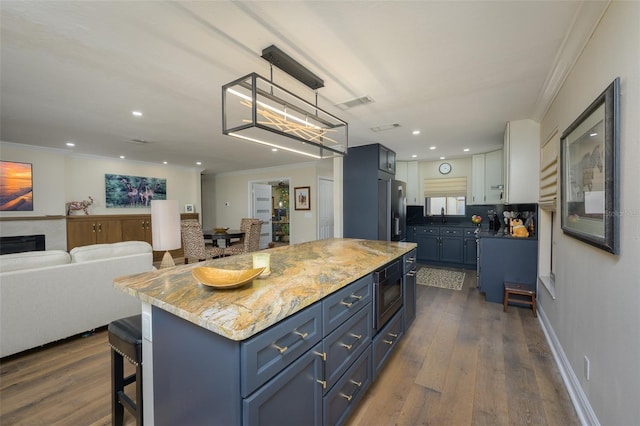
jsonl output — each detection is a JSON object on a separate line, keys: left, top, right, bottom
{"left": 151, "top": 200, "right": 181, "bottom": 251}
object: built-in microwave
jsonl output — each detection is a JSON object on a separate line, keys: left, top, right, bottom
{"left": 373, "top": 259, "right": 403, "bottom": 331}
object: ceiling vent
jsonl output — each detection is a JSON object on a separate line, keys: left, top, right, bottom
{"left": 127, "top": 138, "right": 151, "bottom": 145}
{"left": 335, "top": 96, "right": 374, "bottom": 110}
{"left": 370, "top": 123, "right": 401, "bottom": 132}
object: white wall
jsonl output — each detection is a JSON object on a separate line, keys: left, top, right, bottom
{"left": 538, "top": 2, "right": 640, "bottom": 424}
{"left": 213, "top": 160, "right": 333, "bottom": 244}
{"left": 0, "top": 142, "right": 202, "bottom": 248}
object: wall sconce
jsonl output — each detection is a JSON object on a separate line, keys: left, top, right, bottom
{"left": 222, "top": 45, "right": 348, "bottom": 159}
{"left": 151, "top": 200, "right": 181, "bottom": 268}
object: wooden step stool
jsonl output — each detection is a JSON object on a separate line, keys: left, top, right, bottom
{"left": 503, "top": 282, "right": 537, "bottom": 317}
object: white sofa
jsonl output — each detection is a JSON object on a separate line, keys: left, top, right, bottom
{"left": 0, "top": 241, "right": 153, "bottom": 358}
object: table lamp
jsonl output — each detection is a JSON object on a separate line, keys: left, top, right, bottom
{"left": 151, "top": 200, "right": 181, "bottom": 268}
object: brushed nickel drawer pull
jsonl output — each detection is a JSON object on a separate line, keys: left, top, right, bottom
{"left": 293, "top": 330, "right": 308, "bottom": 339}
{"left": 313, "top": 351, "right": 326, "bottom": 361}
{"left": 407, "top": 271, "right": 417, "bottom": 277}
{"left": 339, "top": 392, "right": 353, "bottom": 401}
{"left": 339, "top": 300, "right": 353, "bottom": 308}
{"left": 383, "top": 339, "right": 393, "bottom": 345}
{"left": 273, "top": 344, "right": 288, "bottom": 354}
{"left": 348, "top": 294, "right": 363, "bottom": 300}
{"left": 340, "top": 342, "right": 353, "bottom": 350}
{"left": 388, "top": 332, "right": 398, "bottom": 338}
{"left": 349, "top": 379, "right": 362, "bottom": 387}
{"left": 349, "top": 333, "right": 362, "bottom": 340}
{"left": 317, "top": 379, "right": 327, "bottom": 389}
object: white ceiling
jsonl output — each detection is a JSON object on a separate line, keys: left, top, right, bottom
{"left": 0, "top": 1, "right": 603, "bottom": 174}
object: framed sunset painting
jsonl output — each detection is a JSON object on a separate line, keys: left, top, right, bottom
{"left": 0, "top": 161, "right": 33, "bottom": 211}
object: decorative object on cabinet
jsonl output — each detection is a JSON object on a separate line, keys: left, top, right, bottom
{"left": 561, "top": 77, "right": 619, "bottom": 254}
{"left": 151, "top": 200, "right": 181, "bottom": 268}
{"left": 184, "top": 203, "right": 194, "bottom": 213}
{"left": 222, "top": 45, "right": 347, "bottom": 160}
{"left": 294, "top": 186, "right": 310, "bottom": 210}
{"left": 105, "top": 173, "right": 166, "bottom": 208}
{"left": 416, "top": 267, "right": 465, "bottom": 290}
{"left": 66, "top": 196, "right": 94, "bottom": 215}
{"left": 0, "top": 160, "right": 33, "bottom": 211}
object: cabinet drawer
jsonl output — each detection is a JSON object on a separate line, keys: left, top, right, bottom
{"left": 440, "top": 227, "right": 462, "bottom": 236}
{"left": 372, "top": 308, "right": 404, "bottom": 380}
{"left": 323, "top": 347, "right": 372, "bottom": 426}
{"left": 416, "top": 226, "right": 439, "bottom": 235}
{"left": 403, "top": 249, "right": 417, "bottom": 273}
{"left": 464, "top": 227, "right": 478, "bottom": 237}
{"left": 243, "top": 342, "right": 323, "bottom": 426}
{"left": 241, "top": 303, "right": 322, "bottom": 397}
{"left": 323, "top": 303, "right": 372, "bottom": 393}
{"left": 322, "top": 274, "right": 372, "bottom": 336}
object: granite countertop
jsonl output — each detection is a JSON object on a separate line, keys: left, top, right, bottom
{"left": 114, "top": 238, "right": 416, "bottom": 341}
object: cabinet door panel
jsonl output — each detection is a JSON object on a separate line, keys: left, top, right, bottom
{"left": 463, "top": 238, "right": 478, "bottom": 266}
{"left": 96, "top": 220, "right": 122, "bottom": 244}
{"left": 243, "top": 342, "right": 323, "bottom": 426}
{"left": 440, "top": 236, "right": 463, "bottom": 263}
{"left": 417, "top": 234, "right": 439, "bottom": 262}
{"left": 67, "top": 220, "right": 97, "bottom": 249}
{"left": 121, "top": 218, "right": 151, "bottom": 244}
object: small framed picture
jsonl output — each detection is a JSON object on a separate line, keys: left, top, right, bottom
{"left": 294, "top": 187, "right": 310, "bottom": 210}
{"left": 185, "top": 204, "right": 194, "bottom": 213}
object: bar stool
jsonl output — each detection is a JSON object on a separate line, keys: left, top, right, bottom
{"left": 503, "top": 282, "right": 537, "bottom": 317}
{"left": 108, "top": 315, "right": 143, "bottom": 426}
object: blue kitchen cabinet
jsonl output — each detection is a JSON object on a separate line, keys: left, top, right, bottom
{"left": 477, "top": 236, "right": 538, "bottom": 303}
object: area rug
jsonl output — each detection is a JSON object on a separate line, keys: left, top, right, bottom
{"left": 416, "top": 267, "right": 465, "bottom": 291}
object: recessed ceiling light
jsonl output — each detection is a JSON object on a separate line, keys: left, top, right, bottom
{"left": 163, "top": 161, "right": 168, "bottom": 165}
{"left": 412, "top": 130, "right": 420, "bottom": 135}
{"left": 272, "top": 148, "right": 278, "bottom": 152}
{"left": 463, "top": 148, "right": 470, "bottom": 152}
{"left": 411, "top": 154, "right": 417, "bottom": 158}
{"left": 440, "top": 156, "right": 445, "bottom": 160}
{"left": 590, "top": 132, "right": 598, "bottom": 136}
{"left": 132, "top": 111, "right": 143, "bottom": 117}
{"left": 430, "top": 146, "right": 436, "bottom": 150}
{"left": 119, "top": 155, "right": 125, "bottom": 159}
{"left": 65, "top": 142, "right": 75, "bottom": 147}
{"left": 196, "top": 161, "right": 202, "bottom": 165}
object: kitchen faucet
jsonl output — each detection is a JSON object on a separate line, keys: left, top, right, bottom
{"left": 441, "top": 207, "right": 447, "bottom": 224}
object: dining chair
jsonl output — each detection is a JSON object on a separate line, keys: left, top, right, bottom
{"left": 224, "top": 218, "right": 263, "bottom": 256}
{"left": 180, "top": 219, "right": 225, "bottom": 264}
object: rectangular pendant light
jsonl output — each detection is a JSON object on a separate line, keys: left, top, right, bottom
{"left": 222, "top": 73, "right": 348, "bottom": 159}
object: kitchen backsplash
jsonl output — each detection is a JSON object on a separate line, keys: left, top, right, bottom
{"left": 407, "top": 203, "right": 538, "bottom": 228}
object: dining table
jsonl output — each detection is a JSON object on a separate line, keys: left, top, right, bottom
{"left": 203, "top": 229, "right": 244, "bottom": 247}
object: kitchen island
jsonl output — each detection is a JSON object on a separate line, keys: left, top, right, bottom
{"left": 114, "top": 238, "right": 416, "bottom": 425}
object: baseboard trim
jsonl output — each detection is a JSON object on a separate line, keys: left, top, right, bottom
{"left": 537, "top": 305, "right": 600, "bottom": 426}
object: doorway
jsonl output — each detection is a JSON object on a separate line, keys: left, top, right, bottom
{"left": 269, "top": 180, "right": 290, "bottom": 246}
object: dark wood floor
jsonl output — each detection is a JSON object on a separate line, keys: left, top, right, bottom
{"left": 0, "top": 271, "right": 578, "bottom": 425}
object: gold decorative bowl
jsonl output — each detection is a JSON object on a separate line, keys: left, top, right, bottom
{"left": 192, "top": 266, "right": 265, "bottom": 289}
{"left": 213, "top": 227, "right": 229, "bottom": 233}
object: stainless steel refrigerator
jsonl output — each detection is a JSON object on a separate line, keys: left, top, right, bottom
{"left": 377, "top": 179, "right": 406, "bottom": 241}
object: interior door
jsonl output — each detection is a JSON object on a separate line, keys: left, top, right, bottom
{"left": 318, "top": 178, "right": 334, "bottom": 240}
{"left": 252, "top": 183, "right": 272, "bottom": 249}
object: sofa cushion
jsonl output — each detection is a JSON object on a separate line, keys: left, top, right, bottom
{"left": 70, "top": 241, "right": 152, "bottom": 263}
{"left": 0, "top": 250, "right": 71, "bottom": 273}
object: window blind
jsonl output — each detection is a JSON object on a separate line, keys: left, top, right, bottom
{"left": 423, "top": 177, "right": 467, "bottom": 197}
{"left": 539, "top": 133, "right": 559, "bottom": 211}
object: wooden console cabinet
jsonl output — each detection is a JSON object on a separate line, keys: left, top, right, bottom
{"left": 66, "top": 213, "right": 198, "bottom": 261}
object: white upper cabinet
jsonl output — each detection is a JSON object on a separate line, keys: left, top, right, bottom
{"left": 503, "top": 119, "right": 540, "bottom": 204}
{"left": 471, "top": 150, "right": 503, "bottom": 205}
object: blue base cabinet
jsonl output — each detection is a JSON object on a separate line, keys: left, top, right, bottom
{"left": 478, "top": 236, "right": 538, "bottom": 303}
